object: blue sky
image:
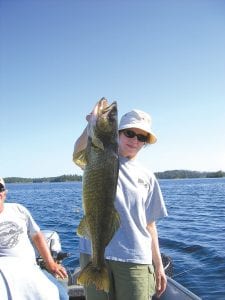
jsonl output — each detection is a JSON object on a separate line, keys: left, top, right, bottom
{"left": 1, "top": 0, "right": 225, "bottom": 178}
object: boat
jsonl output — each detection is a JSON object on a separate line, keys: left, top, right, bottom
{"left": 67, "top": 268, "right": 201, "bottom": 300}
{"left": 154, "top": 277, "right": 201, "bottom": 300}
{"left": 40, "top": 230, "right": 202, "bottom": 300}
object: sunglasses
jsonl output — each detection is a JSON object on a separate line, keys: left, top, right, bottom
{"left": 122, "top": 129, "right": 148, "bottom": 143}
{"left": 0, "top": 184, "right": 5, "bottom": 192}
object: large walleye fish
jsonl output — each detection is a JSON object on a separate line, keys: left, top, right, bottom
{"left": 73, "top": 98, "right": 120, "bottom": 293}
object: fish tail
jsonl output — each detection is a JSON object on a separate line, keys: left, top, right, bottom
{"left": 77, "top": 262, "right": 110, "bottom": 293}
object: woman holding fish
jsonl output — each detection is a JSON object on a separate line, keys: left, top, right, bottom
{"left": 73, "top": 98, "right": 168, "bottom": 300}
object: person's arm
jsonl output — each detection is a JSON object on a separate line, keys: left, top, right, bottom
{"left": 147, "top": 221, "right": 167, "bottom": 298}
{"left": 73, "top": 109, "right": 96, "bottom": 168}
{"left": 73, "top": 126, "right": 88, "bottom": 157}
{"left": 32, "top": 231, "right": 67, "bottom": 279}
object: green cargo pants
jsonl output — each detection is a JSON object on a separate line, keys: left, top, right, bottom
{"left": 79, "top": 253, "right": 156, "bottom": 300}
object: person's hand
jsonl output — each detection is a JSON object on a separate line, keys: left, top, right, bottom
{"left": 86, "top": 113, "right": 92, "bottom": 122}
{"left": 47, "top": 261, "right": 68, "bottom": 279}
{"left": 85, "top": 98, "right": 107, "bottom": 123}
{"left": 155, "top": 266, "right": 167, "bottom": 298}
{"left": 86, "top": 101, "right": 99, "bottom": 122}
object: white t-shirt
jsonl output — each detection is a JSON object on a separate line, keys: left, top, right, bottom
{"left": 79, "top": 156, "right": 168, "bottom": 264}
{"left": 0, "top": 203, "right": 40, "bottom": 264}
{"left": 0, "top": 203, "right": 60, "bottom": 300}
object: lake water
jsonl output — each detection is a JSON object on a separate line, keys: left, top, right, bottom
{"left": 6, "top": 178, "right": 225, "bottom": 300}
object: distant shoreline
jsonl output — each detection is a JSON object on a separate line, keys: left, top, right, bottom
{"left": 3, "top": 170, "right": 225, "bottom": 183}
{"left": 155, "top": 170, "right": 225, "bottom": 180}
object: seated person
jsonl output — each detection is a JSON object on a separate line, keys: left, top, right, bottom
{"left": 0, "top": 177, "right": 69, "bottom": 300}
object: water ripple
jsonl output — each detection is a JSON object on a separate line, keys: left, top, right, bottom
{"left": 7, "top": 178, "right": 225, "bottom": 299}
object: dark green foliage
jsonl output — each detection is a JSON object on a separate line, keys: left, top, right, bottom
{"left": 3, "top": 170, "right": 225, "bottom": 183}
{"left": 155, "top": 170, "right": 225, "bottom": 179}
{"left": 4, "top": 174, "right": 82, "bottom": 184}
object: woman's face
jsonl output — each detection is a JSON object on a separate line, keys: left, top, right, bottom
{"left": 118, "top": 128, "right": 149, "bottom": 159}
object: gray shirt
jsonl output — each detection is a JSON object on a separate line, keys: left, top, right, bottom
{"left": 79, "top": 156, "right": 167, "bottom": 264}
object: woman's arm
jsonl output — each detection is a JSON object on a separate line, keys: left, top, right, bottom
{"left": 73, "top": 126, "right": 88, "bottom": 156}
{"left": 73, "top": 106, "right": 97, "bottom": 167}
{"left": 147, "top": 221, "right": 167, "bottom": 298}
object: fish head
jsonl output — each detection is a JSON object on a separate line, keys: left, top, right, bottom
{"left": 95, "top": 98, "right": 118, "bottom": 136}
{"left": 88, "top": 98, "right": 118, "bottom": 147}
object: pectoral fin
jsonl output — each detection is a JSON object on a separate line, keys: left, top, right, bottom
{"left": 73, "top": 149, "right": 87, "bottom": 169}
{"left": 77, "top": 216, "right": 90, "bottom": 239}
{"left": 92, "top": 136, "right": 104, "bottom": 150}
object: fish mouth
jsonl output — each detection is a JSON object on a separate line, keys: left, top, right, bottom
{"left": 98, "top": 98, "right": 117, "bottom": 118}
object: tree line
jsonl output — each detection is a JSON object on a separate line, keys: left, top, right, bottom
{"left": 4, "top": 174, "right": 82, "bottom": 184}
{"left": 3, "top": 170, "right": 225, "bottom": 184}
{"left": 155, "top": 170, "right": 225, "bottom": 179}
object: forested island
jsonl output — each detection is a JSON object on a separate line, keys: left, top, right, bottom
{"left": 4, "top": 174, "right": 82, "bottom": 184}
{"left": 3, "top": 170, "right": 225, "bottom": 184}
{"left": 154, "top": 170, "right": 225, "bottom": 179}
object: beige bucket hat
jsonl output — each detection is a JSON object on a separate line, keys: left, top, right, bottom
{"left": 119, "top": 109, "right": 157, "bottom": 144}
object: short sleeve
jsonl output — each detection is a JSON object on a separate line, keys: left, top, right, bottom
{"left": 145, "top": 177, "right": 168, "bottom": 223}
{"left": 16, "top": 204, "right": 40, "bottom": 237}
